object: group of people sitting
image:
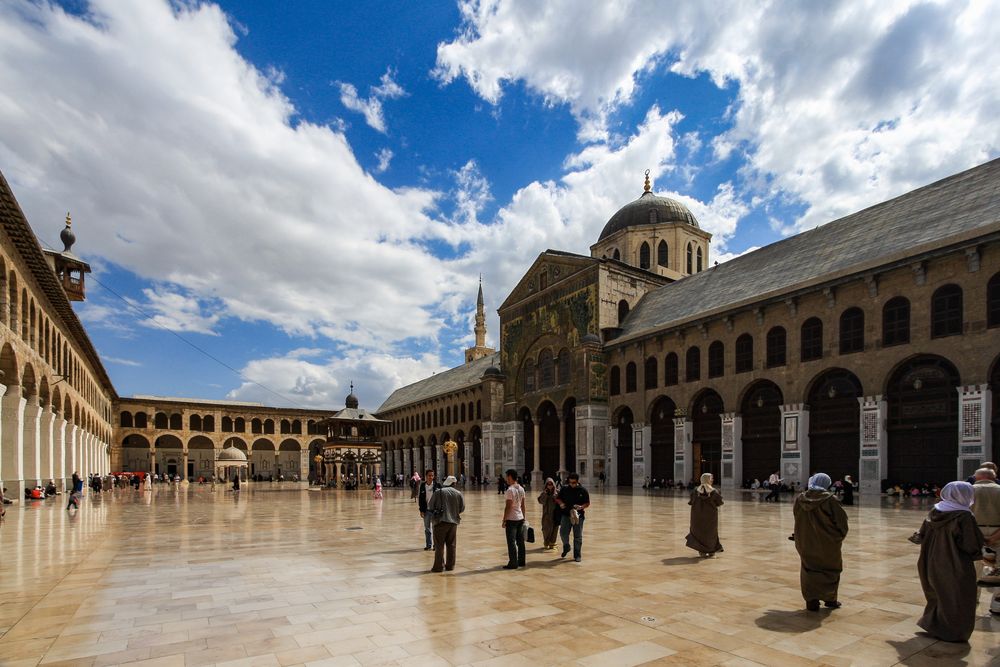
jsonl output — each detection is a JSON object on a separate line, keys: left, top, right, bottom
{"left": 883, "top": 481, "right": 943, "bottom": 498}
{"left": 23, "top": 480, "right": 59, "bottom": 499}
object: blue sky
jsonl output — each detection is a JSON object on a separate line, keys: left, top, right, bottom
{"left": 1, "top": 0, "right": 997, "bottom": 410}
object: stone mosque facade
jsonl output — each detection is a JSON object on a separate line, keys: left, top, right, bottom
{"left": 379, "top": 160, "right": 1000, "bottom": 492}
{"left": 2, "top": 158, "right": 999, "bottom": 498}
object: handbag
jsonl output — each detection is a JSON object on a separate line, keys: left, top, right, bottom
{"left": 569, "top": 508, "right": 580, "bottom": 525}
{"left": 525, "top": 524, "right": 535, "bottom": 543}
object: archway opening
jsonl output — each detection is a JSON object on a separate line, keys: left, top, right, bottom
{"left": 692, "top": 390, "right": 724, "bottom": 483}
{"left": 649, "top": 396, "right": 676, "bottom": 482}
{"left": 740, "top": 381, "right": 783, "bottom": 484}
{"left": 807, "top": 369, "right": 862, "bottom": 483}
{"left": 615, "top": 407, "right": 634, "bottom": 487}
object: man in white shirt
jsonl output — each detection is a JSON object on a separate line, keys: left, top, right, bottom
{"left": 501, "top": 468, "right": 526, "bottom": 569}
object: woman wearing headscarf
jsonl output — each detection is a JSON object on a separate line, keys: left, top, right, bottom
{"left": 841, "top": 475, "right": 855, "bottom": 506}
{"left": 793, "top": 473, "right": 849, "bottom": 611}
{"left": 685, "top": 473, "right": 724, "bottom": 557}
{"left": 537, "top": 478, "right": 559, "bottom": 550}
{"left": 912, "top": 481, "right": 985, "bottom": 642}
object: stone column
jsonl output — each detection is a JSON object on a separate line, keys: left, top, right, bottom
{"left": 182, "top": 449, "right": 190, "bottom": 482}
{"left": 424, "top": 445, "right": 433, "bottom": 475}
{"left": 463, "top": 441, "right": 471, "bottom": 479}
{"left": 402, "top": 447, "right": 411, "bottom": 476}
{"left": 673, "top": 416, "right": 693, "bottom": 485}
{"left": 633, "top": 422, "right": 651, "bottom": 489}
{"left": 1, "top": 387, "right": 26, "bottom": 499}
{"left": 55, "top": 417, "right": 67, "bottom": 491}
{"left": 0, "top": 383, "right": 6, "bottom": 486}
{"left": 858, "top": 395, "right": 887, "bottom": 494}
{"left": 67, "top": 425, "right": 77, "bottom": 480}
{"left": 778, "top": 404, "right": 809, "bottom": 490}
{"left": 531, "top": 418, "right": 542, "bottom": 488}
{"left": 958, "top": 384, "right": 993, "bottom": 478}
{"left": 39, "top": 406, "right": 54, "bottom": 484}
{"left": 558, "top": 415, "right": 567, "bottom": 476}
{"left": 22, "top": 398, "right": 41, "bottom": 489}
{"left": 574, "top": 404, "right": 606, "bottom": 488}
{"left": 720, "top": 413, "right": 742, "bottom": 490}
{"left": 435, "top": 444, "right": 445, "bottom": 476}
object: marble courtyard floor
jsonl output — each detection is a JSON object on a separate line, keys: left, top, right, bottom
{"left": 1, "top": 486, "right": 999, "bottom": 667}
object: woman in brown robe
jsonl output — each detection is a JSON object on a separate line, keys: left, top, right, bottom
{"left": 793, "top": 473, "right": 849, "bottom": 611}
{"left": 537, "top": 478, "right": 559, "bottom": 550}
{"left": 686, "top": 473, "right": 724, "bottom": 557}
{"left": 913, "top": 481, "right": 985, "bottom": 642}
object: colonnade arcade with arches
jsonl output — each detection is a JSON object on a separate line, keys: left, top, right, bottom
{"left": 115, "top": 398, "right": 328, "bottom": 482}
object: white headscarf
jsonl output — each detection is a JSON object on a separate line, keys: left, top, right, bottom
{"left": 934, "top": 481, "right": 975, "bottom": 513}
{"left": 807, "top": 473, "right": 832, "bottom": 491}
{"left": 696, "top": 473, "right": 714, "bottom": 495}
{"left": 442, "top": 475, "right": 457, "bottom": 487}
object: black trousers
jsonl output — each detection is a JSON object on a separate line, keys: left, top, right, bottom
{"left": 505, "top": 520, "right": 525, "bottom": 566}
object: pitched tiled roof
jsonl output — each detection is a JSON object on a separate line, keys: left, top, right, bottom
{"left": 376, "top": 353, "right": 498, "bottom": 414}
{"left": 0, "top": 169, "right": 117, "bottom": 398}
{"left": 616, "top": 158, "right": 1000, "bottom": 344}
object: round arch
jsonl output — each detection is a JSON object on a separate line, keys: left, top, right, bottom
{"left": 691, "top": 389, "right": 724, "bottom": 483}
{"left": 648, "top": 395, "right": 676, "bottom": 482}
{"left": 154, "top": 434, "right": 183, "bottom": 478}
{"left": 121, "top": 433, "right": 151, "bottom": 472}
{"left": 535, "top": 400, "right": 559, "bottom": 479}
{"left": 886, "top": 354, "right": 960, "bottom": 485}
{"left": 187, "top": 435, "right": 214, "bottom": 480}
{"left": 807, "top": 368, "right": 863, "bottom": 484}
{"left": 740, "top": 380, "right": 783, "bottom": 484}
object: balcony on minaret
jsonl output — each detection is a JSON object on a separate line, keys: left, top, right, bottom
{"left": 42, "top": 213, "right": 92, "bottom": 302}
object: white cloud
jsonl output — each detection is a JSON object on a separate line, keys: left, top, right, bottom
{"left": 103, "top": 355, "right": 142, "bottom": 367}
{"left": 374, "top": 147, "right": 394, "bottom": 173}
{"left": 436, "top": 0, "right": 1000, "bottom": 228}
{"left": 337, "top": 68, "right": 407, "bottom": 134}
{"left": 227, "top": 348, "right": 447, "bottom": 409}
{"left": 451, "top": 160, "right": 492, "bottom": 224}
{"left": 0, "top": 0, "right": 451, "bottom": 351}
{"left": 134, "top": 287, "right": 220, "bottom": 336}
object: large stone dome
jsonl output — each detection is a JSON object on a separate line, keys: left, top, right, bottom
{"left": 598, "top": 191, "right": 699, "bottom": 242}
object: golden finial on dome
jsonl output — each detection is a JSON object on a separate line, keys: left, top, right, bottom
{"left": 643, "top": 169, "right": 651, "bottom": 193}
{"left": 65, "top": 212, "right": 72, "bottom": 227}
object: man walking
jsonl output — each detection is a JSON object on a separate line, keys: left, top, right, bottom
{"left": 417, "top": 469, "right": 441, "bottom": 551}
{"left": 501, "top": 468, "right": 526, "bottom": 569}
{"left": 973, "top": 468, "right": 1000, "bottom": 578}
{"left": 428, "top": 476, "right": 465, "bottom": 572}
{"left": 555, "top": 472, "right": 591, "bottom": 562}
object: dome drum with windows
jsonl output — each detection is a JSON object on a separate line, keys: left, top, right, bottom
{"left": 590, "top": 170, "right": 712, "bottom": 281}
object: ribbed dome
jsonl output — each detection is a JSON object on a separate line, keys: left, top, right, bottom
{"left": 217, "top": 446, "right": 247, "bottom": 462}
{"left": 598, "top": 191, "right": 698, "bottom": 242}
{"left": 345, "top": 393, "right": 359, "bottom": 409}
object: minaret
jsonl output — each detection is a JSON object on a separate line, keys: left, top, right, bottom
{"left": 465, "top": 277, "right": 496, "bottom": 363}
{"left": 42, "top": 212, "right": 92, "bottom": 302}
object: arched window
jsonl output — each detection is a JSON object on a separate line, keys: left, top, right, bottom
{"left": 251, "top": 418, "right": 262, "bottom": 434}
{"left": 708, "top": 341, "right": 724, "bottom": 378}
{"left": 735, "top": 334, "right": 754, "bottom": 373}
{"left": 882, "top": 297, "right": 910, "bottom": 346}
{"left": 612, "top": 248, "right": 621, "bottom": 261}
{"left": 657, "top": 240, "right": 668, "bottom": 267}
{"left": 235, "top": 417, "right": 246, "bottom": 433}
{"left": 686, "top": 347, "right": 701, "bottom": 382}
{"left": 292, "top": 420, "right": 302, "bottom": 434}
{"left": 433, "top": 410, "right": 438, "bottom": 428}
{"left": 222, "top": 416, "right": 233, "bottom": 432}
{"left": 523, "top": 358, "right": 536, "bottom": 393}
{"left": 280, "top": 419, "right": 291, "bottom": 434}
{"left": 135, "top": 412, "right": 147, "bottom": 429}
{"left": 557, "top": 348, "right": 571, "bottom": 384}
{"left": 766, "top": 326, "right": 787, "bottom": 368}
{"left": 639, "top": 242, "right": 651, "bottom": 270}
{"left": 155, "top": 412, "right": 168, "bottom": 429}
{"left": 169, "top": 413, "right": 182, "bottom": 430}
{"left": 538, "top": 349, "right": 554, "bottom": 388}
{"left": 931, "top": 284, "right": 963, "bottom": 338}
{"left": 696, "top": 247, "right": 703, "bottom": 272}
{"left": 610, "top": 366, "right": 621, "bottom": 395}
{"left": 460, "top": 403, "right": 466, "bottom": 422}
{"left": 686, "top": 243, "right": 693, "bottom": 274}
{"left": 264, "top": 419, "right": 275, "bottom": 434}
{"left": 120, "top": 411, "right": 133, "bottom": 428}
{"left": 476, "top": 400, "right": 482, "bottom": 419}
{"left": 839, "top": 307, "right": 865, "bottom": 354}
{"left": 664, "top": 353, "right": 679, "bottom": 386}
{"left": 988, "top": 272, "right": 1000, "bottom": 328}
{"left": 801, "top": 317, "right": 823, "bottom": 361}
{"left": 644, "top": 356, "right": 658, "bottom": 390}
{"left": 189, "top": 414, "right": 202, "bottom": 431}
{"left": 203, "top": 415, "right": 215, "bottom": 432}
{"left": 618, "top": 299, "right": 630, "bottom": 325}
{"left": 625, "top": 362, "right": 637, "bottom": 393}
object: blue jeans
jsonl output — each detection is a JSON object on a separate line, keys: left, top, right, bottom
{"left": 560, "top": 514, "right": 584, "bottom": 559}
{"left": 505, "top": 520, "right": 525, "bottom": 566}
{"left": 422, "top": 512, "right": 434, "bottom": 548}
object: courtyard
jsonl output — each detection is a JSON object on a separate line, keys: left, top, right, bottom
{"left": 0, "top": 486, "right": 998, "bottom": 667}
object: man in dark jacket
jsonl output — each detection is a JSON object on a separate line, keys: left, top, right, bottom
{"left": 417, "top": 469, "right": 441, "bottom": 550}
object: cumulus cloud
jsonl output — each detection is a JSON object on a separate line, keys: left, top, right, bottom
{"left": 226, "top": 347, "right": 447, "bottom": 409}
{"left": 0, "top": 0, "right": 450, "bottom": 351}
{"left": 337, "top": 68, "right": 407, "bottom": 133}
{"left": 134, "top": 287, "right": 221, "bottom": 336}
{"left": 374, "top": 147, "right": 394, "bottom": 173}
{"left": 436, "top": 0, "right": 1000, "bottom": 228}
